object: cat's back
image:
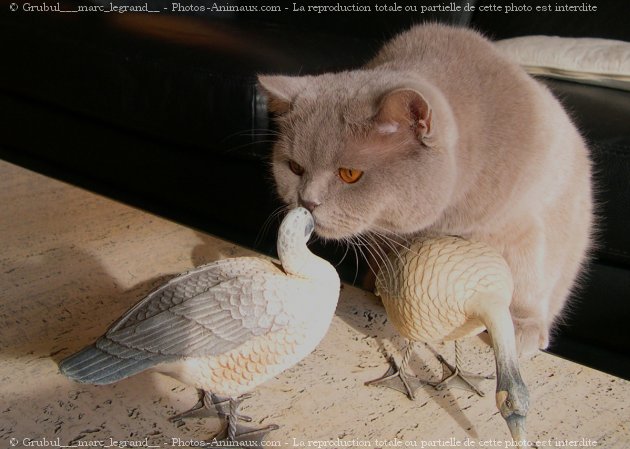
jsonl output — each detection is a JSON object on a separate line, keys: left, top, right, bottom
{"left": 367, "top": 24, "right": 532, "bottom": 97}
{"left": 368, "top": 24, "right": 508, "bottom": 71}
{"left": 367, "top": 24, "right": 581, "bottom": 156}
{"left": 367, "top": 24, "right": 592, "bottom": 239}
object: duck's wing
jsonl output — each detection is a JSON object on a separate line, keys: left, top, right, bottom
{"left": 59, "top": 257, "right": 288, "bottom": 384}
{"left": 101, "top": 270, "right": 298, "bottom": 359}
{"left": 109, "top": 257, "right": 280, "bottom": 331}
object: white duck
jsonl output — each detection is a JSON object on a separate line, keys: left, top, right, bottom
{"left": 366, "top": 236, "right": 529, "bottom": 446}
{"left": 60, "top": 207, "right": 340, "bottom": 444}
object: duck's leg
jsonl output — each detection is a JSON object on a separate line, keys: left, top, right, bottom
{"left": 170, "top": 391, "right": 278, "bottom": 447}
{"left": 365, "top": 342, "right": 428, "bottom": 400}
{"left": 431, "top": 340, "right": 494, "bottom": 397}
{"left": 169, "top": 389, "right": 215, "bottom": 422}
{"left": 478, "top": 302, "right": 529, "bottom": 447}
{"left": 212, "top": 395, "right": 280, "bottom": 448}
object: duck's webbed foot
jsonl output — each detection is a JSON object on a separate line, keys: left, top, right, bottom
{"left": 432, "top": 354, "right": 492, "bottom": 396}
{"left": 365, "top": 344, "right": 429, "bottom": 400}
{"left": 211, "top": 394, "right": 279, "bottom": 448}
{"left": 170, "top": 391, "right": 278, "bottom": 447}
{"left": 365, "top": 356, "right": 429, "bottom": 400}
{"left": 170, "top": 389, "right": 216, "bottom": 422}
{"left": 431, "top": 342, "right": 494, "bottom": 397}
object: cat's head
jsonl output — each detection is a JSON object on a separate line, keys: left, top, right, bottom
{"left": 259, "top": 71, "right": 458, "bottom": 240}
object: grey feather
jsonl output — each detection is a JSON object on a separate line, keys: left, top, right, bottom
{"left": 58, "top": 344, "right": 172, "bottom": 385}
{"left": 59, "top": 258, "right": 295, "bottom": 383}
{"left": 111, "top": 257, "right": 277, "bottom": 331}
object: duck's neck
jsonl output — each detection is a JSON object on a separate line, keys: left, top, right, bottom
{"left": 279, "top": 244, "right": 337, "bottom": 282}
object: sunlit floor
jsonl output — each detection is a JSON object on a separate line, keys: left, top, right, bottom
{"left": 1, "top": 160, "right": 628, "bottom": 448}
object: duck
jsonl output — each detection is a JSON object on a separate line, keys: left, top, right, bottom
{"left": 59, "top": 207, "right": 340, "bottom": 444}
{"left": 366, "top": 235, "right": 529, "bottom": 447}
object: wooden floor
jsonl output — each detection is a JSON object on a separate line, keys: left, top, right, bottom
{"left": 1, "top": 160, "right": 628, "bottom": 448}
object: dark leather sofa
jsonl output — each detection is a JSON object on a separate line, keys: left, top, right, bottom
{"left": 3, "top": 0, "right": 629, "bottom": 379}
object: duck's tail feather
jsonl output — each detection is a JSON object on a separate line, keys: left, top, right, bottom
{"left": 59, "top": 344, "right": 158, "bottom": 385}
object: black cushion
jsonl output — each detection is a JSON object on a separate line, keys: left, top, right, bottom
{"left": 542, "top": 80, "right": 630, "bottom": 268}
{"left": 472, "top": 0, "right": 630, "bottom": 41}
{"left": 2, "top": 2, "right": 468, "bottom": 161}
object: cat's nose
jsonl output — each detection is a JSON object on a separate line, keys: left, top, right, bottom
{"left": 299, "top": 198, "right": 321, "bottom": 212}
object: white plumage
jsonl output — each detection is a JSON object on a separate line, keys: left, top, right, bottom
{"left": 60, "top": 207, "right": 340, "bottom": 443}
{"left": 367, "top": 236, "right": 529, "bottom": 446}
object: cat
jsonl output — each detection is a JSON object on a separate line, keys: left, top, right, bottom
{"left": 257, "top": 24, "right": 594, "bottom": 357}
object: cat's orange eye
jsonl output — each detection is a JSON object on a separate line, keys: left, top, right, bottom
{"left": 338, "top": 168, "right": 363, "bottom": 184}
{"left": 288, "top": 160, "right": 305, "bottom": 176}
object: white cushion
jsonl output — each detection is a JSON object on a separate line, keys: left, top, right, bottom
{"left": 495, "top": 36, "right": 630, "bottom": 91}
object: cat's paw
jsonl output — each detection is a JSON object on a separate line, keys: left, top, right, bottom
{"left": 513, "top": 316, "right": 549, "bottom": 358}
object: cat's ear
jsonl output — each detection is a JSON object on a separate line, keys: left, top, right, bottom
{"left": 376, "top": 89, "right": 433, "bottom": 140}
{"left": 257, "top": 75, "right": 310, "bottom": 115}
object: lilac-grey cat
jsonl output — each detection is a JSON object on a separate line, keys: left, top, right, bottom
{"left": 258, "top": 24, "right": 594, "bottom": 357}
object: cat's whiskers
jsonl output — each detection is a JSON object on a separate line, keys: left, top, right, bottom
{"left": 254, "top": 205, "right": 290, "bottom": 250}
{"left": 350, "top": 235, "right": 379, "bottom": 280}
{"left": 318, "top": 222, "right": 408, "bottom": 287}
{"left": 365, "top": 232, "right": 399, "bottom": 284}
{"left": 355, "top": 233, "right": 395, "bottom": 284}
{"left": 222, "top": 140, "right": 281, "bottom": 154}
{"left": 218, "top": 127, "right": 287, "bottom": 154}
{"left": 337, "top": 236, "right": 361, "bottom": 286}
{"left": 334, "top": 238, "right": 352, "bottom": 268}
{"left": 365, "top": 231, "right": 403, "bottom": 293}
{"left": 308, "top": 230, "right": 324, "bottom": 247}
{"left": 371, "top": 227, "right": 422, "bottom": 257}
{"left": 222, "top": 128, "right": 283, "bottom": 141}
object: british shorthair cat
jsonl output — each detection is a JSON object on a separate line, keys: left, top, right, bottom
{"left": 258, "top": 24, "right": 594, "bottom": 357}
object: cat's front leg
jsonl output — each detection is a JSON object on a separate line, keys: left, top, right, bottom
{"left": 499, "top": 226, "right": 554, "bottom": 358}
{"left": 485, "top": 258, "right": 549, "bottom": 358}
{"left": 511, "top": 314, "right": 550, "bottom": 358}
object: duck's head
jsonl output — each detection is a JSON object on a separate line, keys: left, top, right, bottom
{"left": 277, "top": 207, "right": 314, "bottom": 262}
{"left": 278, "top": 207, "right": 335, "bottom": 279}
